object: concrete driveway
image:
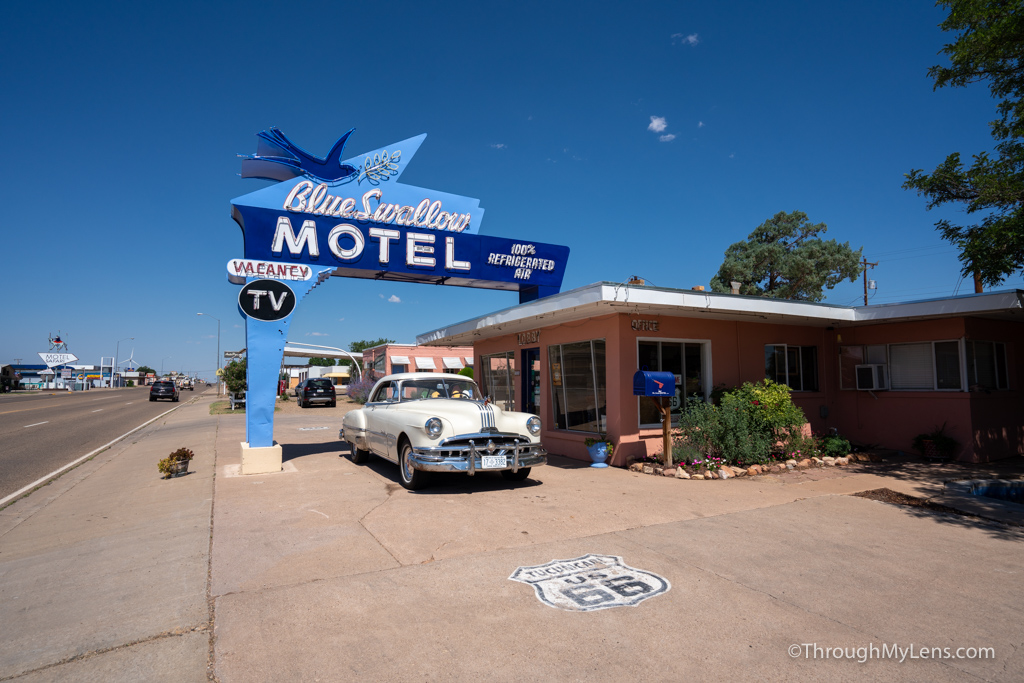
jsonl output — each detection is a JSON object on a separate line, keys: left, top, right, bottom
{"left": 211, "top": 402, "right": 1023, "bottom": 682}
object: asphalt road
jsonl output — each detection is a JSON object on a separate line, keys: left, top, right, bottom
{"left": 0, "top": 385, "right": 210, "bottom": 500}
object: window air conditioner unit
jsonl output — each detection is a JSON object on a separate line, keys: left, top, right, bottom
{"left": 855, "top": 364, "right": 888, "bottom": 391}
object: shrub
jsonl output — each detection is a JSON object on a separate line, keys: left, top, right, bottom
{"left": 347, "top": 372, "right": 379, "bottom": 405}
{"left": 125, "top": 379, "right": 134, "bottom": 387}
{"left": 671, "top": 380, "right": 808, "bottom": 468}
{"left": 672, "top": 398, "right": 725, "bottom": 469}
{"left": 819, "top": 434, "right": 851, "bottom": 458}
{"left": 458, "top": 366, "right": 473, "bottom": 379}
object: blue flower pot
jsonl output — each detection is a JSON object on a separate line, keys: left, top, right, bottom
{"left": 587, "top": 442, "right": 609, "bottom": 468}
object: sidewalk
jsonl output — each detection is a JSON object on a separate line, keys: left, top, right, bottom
{"left": 2, "top": 394, "right": 1022, "bottom": 681}
{"left": 0, "top": 394, "right": 216, "bottom": 682}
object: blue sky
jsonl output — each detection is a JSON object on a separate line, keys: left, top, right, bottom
{"left": 2, "top": 1, "right": 1020, "bottom": 378}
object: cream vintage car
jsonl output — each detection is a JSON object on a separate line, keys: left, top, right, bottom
{"left": 340, "top": 372, "right": 546, "bottom": 490}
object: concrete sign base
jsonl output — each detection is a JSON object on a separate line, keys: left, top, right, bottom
{"left": 240, "top": 441, "right": 283, "bottom": 475}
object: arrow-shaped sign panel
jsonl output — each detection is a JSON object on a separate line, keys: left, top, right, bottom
{"left": 38, "top": 352, "right": 79, "bottom": 367}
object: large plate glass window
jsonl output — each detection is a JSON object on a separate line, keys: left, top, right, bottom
{"left": 889, "top": 341, "right": 962, "bottom": 390}
{"left": 764, "top": 345, "right": 819, "bottom": 392}
{"left": 480, "top": 351, "right": 515, "bottom": 410}
{"left": 549, "top": 340, "right": 606, "bottom": 433}
{"left": 966, "top": 341, "right": 1009, "bottom": 390}
{"left": 638, "top": 340, "right": 706, "bottom": 428}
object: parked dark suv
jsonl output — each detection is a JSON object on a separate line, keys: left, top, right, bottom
{"left": 150, "top": 380, "right": 180, "bottom": 402}
{"left": 296, "top": 378, "right": 336, "bottom": 408}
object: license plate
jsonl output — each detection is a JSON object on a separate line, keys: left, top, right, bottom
{"left": 316, "top": 389, "right": 323, "bottom": 393}
{"left": 481, "top": 455, "right": 507, "bottom": 469}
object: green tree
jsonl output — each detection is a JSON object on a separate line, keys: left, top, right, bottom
{"left": 903, "top": 0, "right": 1024, "bottom": 286}
{"left": 136, "top": 365, "right": 156, "bottom": 377}
{"left": 308, "top": 357, "right": 336, "bottom": 366}
{"left": 709, "top": 211, "right": 863, "bottom": 302}
{"left": 348, "top": 338, "right": 395, "bottom": 354}
{"left": 221, "top": 359, "right": 247, "bottom": 394}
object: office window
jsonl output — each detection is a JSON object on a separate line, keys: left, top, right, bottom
{"left": 765, "top": 345, "right": 819, "bottom": 392}
{"left": 638, "top": 340, "right": 706, "bottom": 427}
{"left": 967, "top": 341, "right": 1009, "bottom": 390}
{"left": 549, "top": 340, "right": 606, "bottom": 433}
{"left": 480, "top": 352, "right": 515, "bottom": 410}
{"left": 889, "top": 341, "right": 962, "bottom": 390}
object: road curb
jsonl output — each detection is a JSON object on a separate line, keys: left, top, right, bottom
{"left": 0, "top": 401, "right": 194, "bottom": 509}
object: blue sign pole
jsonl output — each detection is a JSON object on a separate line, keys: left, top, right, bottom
{"left": 239, "top": 270, "right": 332, "bottom": 448}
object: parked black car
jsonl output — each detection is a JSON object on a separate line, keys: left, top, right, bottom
{"left": 296, "top": 378, "right": 336, "bottom": 408}
{"left": 150, "top": 380, "right": 180, "bottom": 402}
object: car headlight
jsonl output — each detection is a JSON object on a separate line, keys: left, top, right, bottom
{"left": 425, "top": 417, "right": 443, "bottom": 439}
{"left": 527, "top": 416, "right": 541, "bottom": 435}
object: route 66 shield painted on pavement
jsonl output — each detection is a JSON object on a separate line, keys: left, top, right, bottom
{"left": 509, "top": 554, "right": 670, "bottom": 612}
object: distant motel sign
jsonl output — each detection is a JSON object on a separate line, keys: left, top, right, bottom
{"left": 230, "top": 129, "right": 569, "bottom": 301}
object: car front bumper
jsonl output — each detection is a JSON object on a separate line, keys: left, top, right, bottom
{"left": 410, "top": 434, "right": 546, "bottom": 476}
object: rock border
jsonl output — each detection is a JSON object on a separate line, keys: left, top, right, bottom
{"left": 627, "top": 453, "right": 879, "bottom": 480}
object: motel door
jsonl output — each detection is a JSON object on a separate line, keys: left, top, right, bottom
{"left": 522, "top": 348, "right": 541, "bottom": 416}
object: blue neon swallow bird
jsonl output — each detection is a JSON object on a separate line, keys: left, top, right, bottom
{"left": 240, "top": 127, "right": 359, "bottom": 183}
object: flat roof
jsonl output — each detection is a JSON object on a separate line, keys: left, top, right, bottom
{"left": 416, "top": 282, "right": 1024, "bottom": 346}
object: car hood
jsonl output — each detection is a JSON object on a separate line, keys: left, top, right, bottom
{"left": 388, "top": 399, "right": 538, "bottom": 441}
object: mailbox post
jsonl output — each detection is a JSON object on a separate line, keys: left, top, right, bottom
{"left": 633, "top": 369, "right": 676, "bottom": 466}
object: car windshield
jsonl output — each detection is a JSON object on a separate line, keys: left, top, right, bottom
{"left": 398, "top": 378, "right": 479, "bottom": 401}
{"left": 308, "top": 379, "right": 333, "bottom": 388}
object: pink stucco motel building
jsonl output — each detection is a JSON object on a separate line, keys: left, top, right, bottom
{"left": 417, "top": 282, "right": 1023, "bottom": 466}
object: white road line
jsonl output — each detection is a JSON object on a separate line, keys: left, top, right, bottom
{"left": 0, "top": 404, "right": 182, "bottom": 508}
{"left": 23, "top": 421, "right": 49, "bottom": 428}
{"left": 92, "top": 409, "right": 103, "bottom": 413}
{"left": 125, "top": 402, "right": 133, "bottom": 405}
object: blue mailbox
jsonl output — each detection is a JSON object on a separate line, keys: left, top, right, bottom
{"left": 633, "top": 368, "right": 676, "bottom": 397}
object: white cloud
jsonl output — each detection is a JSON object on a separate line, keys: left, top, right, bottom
{"left": 698, "top": 121, "right": 705, "bottom": 128}
{"left": 490, "top": 143, "right": 507, "bottom": 149}
{"left": 659, "top": 134, "right": 676, "bottom": 142}
{"left": 648, "top": 116, "right": 668, "bottom": 133}
{"left": 337, "top": 318, "right": 345, "bottom": 322}
{"left": 388, "top": 295, "right": 401, "bottom": 303}
{"left": 672, "top": 33, "right": 699, "bottom": 46}
{"left": 306, "top": 331, "right": 329, "bottom": 337}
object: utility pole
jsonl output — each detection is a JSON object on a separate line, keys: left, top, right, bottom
{"left": 861, "top": 257, "right": 878, "bottom": 306}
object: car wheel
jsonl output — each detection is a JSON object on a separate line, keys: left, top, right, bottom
{"left": 398, "top": 440, "right": 430, "bottom": 490}
{"left": 350, "top": 442, "right": 370, "bottom": 464}
{"left": 173, "top": 396, "right": 179, "bottom": 402}
{"left": 299, "top": 398, "right": 306, "bottom": 408}
{"left": 330, "top": 400, "right": 336, "bottom": 408}
{"left": 500, "top": 468, "right": 531, "bottom": 482}
{"left": 149, "top": 397, "right": 155, "bottom": 402}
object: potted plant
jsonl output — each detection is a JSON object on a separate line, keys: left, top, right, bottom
{"left": 583, "top": 436, "right": 614, "bottom": 468}
{"left": 158, "top": 448, "right": 195, "bottom": 478}
{"left": 911, "top": 424, "right": 958, "bottom": 460}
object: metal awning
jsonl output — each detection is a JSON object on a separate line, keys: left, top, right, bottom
{"left": 464, "top": 356, "right": 474, "bottom": 365}
{"left": 415, "top": 357, "right": 437, "bottom": 369}
{"left": 391, "top": 356, "right": 410, "bottom": 365}
{"left": 442, "top": 357, "right": 463, "bottom": 369}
